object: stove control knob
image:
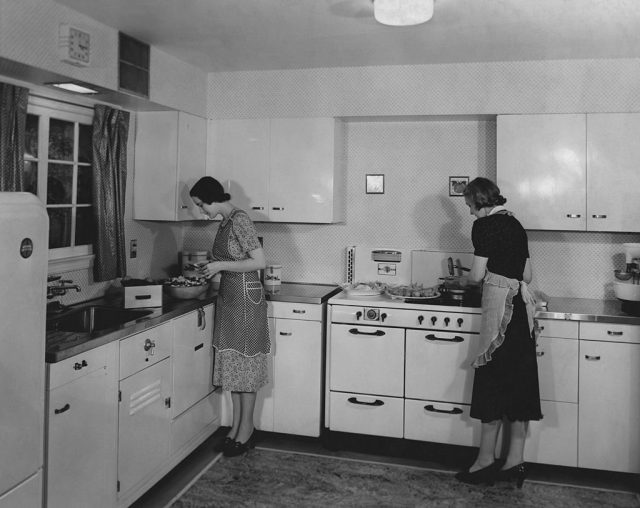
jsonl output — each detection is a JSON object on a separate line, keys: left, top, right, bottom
{"left": 356, "top": 311, "right": 363, "bottom": 320}
{"left": 457, "top": 318, "right": 464, "bottom": 327}
{"left": 381, "top": 312, "right": 387, "bottom": 322}
{"left": 418, "top": 315, "right": 424, "bottom": 325}
{"left": 444, "top": 317, "right": 450, "bottom": 327}
{"left": 431, "top": 316, "right": 437, "bottom": 325}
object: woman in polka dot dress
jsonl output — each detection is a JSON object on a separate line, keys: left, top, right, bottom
{"left": 190, "top": 177, "right": 270, "bottom": 457}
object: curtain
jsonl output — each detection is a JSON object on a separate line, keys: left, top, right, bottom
{"left": 92, "top": 105, "right": 130, "bottom": 282}
{"left": 0, "top": 82, "right": 29, "bottom": 191}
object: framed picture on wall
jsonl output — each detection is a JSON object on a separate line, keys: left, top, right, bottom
{"left": 366, "top": 174, "right": 385, "bottom": 194}
{"left": 449, "top": 176, "right": 469, "bottom": 196}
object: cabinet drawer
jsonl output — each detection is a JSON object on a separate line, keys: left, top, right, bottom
{"left": 579, "top": 322, "right": 640, "bottom": 343}
{"left": 329, "top": 391, "right": 403, "bottom": 438}
{"left": 48, "top": 345, "right": 108, "bottom": 390}
{"left": 329, "top": 324, "right": 404, "bottom": 396}
{"left": 535, "top": 319, "right": 579, "bottom": 339}
{"left": 404, "top": 399, "right": 478, "bottom": 447}
{"left": 119, "top": 323, "right": 172, "bottom": 380}
{"left": 268, "top": 301, "right": 321, "bottom": 321}
{"left": 171, "top": 391, "right": 219, "bottom": 455}
{"left": 405, "top": 329, "right": 476, "bottom": 402}
{"left": 536, "top": 337, "right": 578, "bottom": 403}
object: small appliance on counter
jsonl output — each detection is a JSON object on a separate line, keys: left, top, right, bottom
{"left": 263, "top": 264, "right": 282, "bottom": 288}
{"left": 613, "top": 243, "right": 640, "bottom": 316}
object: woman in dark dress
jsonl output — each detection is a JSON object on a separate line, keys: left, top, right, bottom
{"left": 190, "top": 177, "right": 270, "bottom": 458}
{"left": 455, "top": 177, "right": 542, "bottom": 487}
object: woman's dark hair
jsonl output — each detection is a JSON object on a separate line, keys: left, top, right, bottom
{"left": 189, "top": 176, "right": 231, "bottom": 204}
{"left": 463, "top": 177, "right": 507, "bottom": 210}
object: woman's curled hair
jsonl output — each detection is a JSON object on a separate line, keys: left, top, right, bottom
{"left": 190, "top": 176, "right": 231, "bottom": 204}
{"left": 463, "top": 177, "right": 506, "bottom": 210}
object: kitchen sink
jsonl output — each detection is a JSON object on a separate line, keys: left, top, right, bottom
{"left": 46, "top": 305, "right": 153, "bottom": 333}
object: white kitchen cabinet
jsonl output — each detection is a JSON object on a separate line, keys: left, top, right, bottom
{"left": 207, "top": 117, "right": 344, "bottom": 223}
{"left": 172, "top": 304, "right": 215, "bottom": 417}
{"left": 497, "top": 113, "right": 640, "bottom": 232}
{"left": 134, "top": 110, "right": 207, "bottom": 221}
{"left": 578, "top": 325, "right": 640, "bottom": 473}
{"left": 45, "top": 341, "right": 118, "bottom": 508}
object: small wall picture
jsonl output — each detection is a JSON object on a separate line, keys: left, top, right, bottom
{"left": 366, "top": 174, "right": 385, "bottom": 194}
{"left": 449, "top": 176, "right": 469, "bottom": 196}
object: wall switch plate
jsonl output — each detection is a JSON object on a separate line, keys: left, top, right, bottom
{"left": 130, "top": 239, "right": 137, "bottom": 259}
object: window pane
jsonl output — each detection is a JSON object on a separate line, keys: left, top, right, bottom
{"left": 77, "top": 166, "right": 93, "bottom": 204}
{"left": 75, "top": 207, "right": 94, "bottom": 246}
{"left": 47, "top": 164, "right": 73, "bottom": 204}
{"left": 49, "top": 119, "right": 74, "bottom": 161}
{"left": 78, "top": 124, "right": 93, "bottom": 163}
{"left": 48, "top": 208, "right": 72, "bottom": 249}
{"left": 26, "top": 114, "right": 39, "bottom": 158}
{"left": 24, "top": 160, "right": 38, "bottom": 195}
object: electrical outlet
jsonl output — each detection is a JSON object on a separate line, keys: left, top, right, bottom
{"left": 130, "top": 239, "right": 137, "bottom": 259}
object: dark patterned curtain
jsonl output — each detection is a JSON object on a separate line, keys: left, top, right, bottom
{"left": 92, "top": 105, "right": 130, "bottom": 282}
{"left": 0, "top": 83, "right": 29, "bottom": 191}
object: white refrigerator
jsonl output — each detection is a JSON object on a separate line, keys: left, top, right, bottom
{"left": 0, "top": 193, "right": 48, "bottom": 507}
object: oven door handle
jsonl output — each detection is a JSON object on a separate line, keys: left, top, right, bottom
{"left": 348, "top": 328, "right": 385, "bottom": 336}
{"left": 425, "top": 334, "right": 464, "bottom": 343}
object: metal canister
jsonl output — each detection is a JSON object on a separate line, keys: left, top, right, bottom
{"left": 263, "top": 264, "right": 282, "bottom": 287}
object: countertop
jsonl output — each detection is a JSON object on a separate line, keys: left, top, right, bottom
{"left": 46, "top": 282, "right": 341, "bottom": 363}
{"left": 536, "top": 297, "right": 640, "bottom": 325}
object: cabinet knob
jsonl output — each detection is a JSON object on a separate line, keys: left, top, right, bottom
{"left": 591, "top": 214, "right": 607, "bottom": 219}
{"left": 566, "top": 214, "right": 582, "bottom": 218}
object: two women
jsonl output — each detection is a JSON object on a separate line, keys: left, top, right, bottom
{"left": 456, "top": 177, "right": 542, "bottom": 487}
{"left": 190, "top": 176, "right": 270, "bottom": 458}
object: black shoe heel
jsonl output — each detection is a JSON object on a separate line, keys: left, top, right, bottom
{"left": 496, "top": 463, "right": 527, "bottom": 488}
{"left": 455, "top": 462, "right": 498, "bottom": 486}
{"left": 223, "top": 431, "right": 256, "bottom": 458}
{"left": 213, "top": 436, "right": 235, "bottom": 453}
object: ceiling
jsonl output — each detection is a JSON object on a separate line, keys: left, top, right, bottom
{"left": 53, "top": 0, "right": 640, "bottom": 73}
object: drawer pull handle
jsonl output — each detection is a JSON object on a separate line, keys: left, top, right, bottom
{"left": 425, "top": 334, "right": 464, "bottom": 343}
{"left": 536, "top": 351, "right": 545, "bottom": 357}
{"left": 135, "top": 294, "right": 152, "bottom": 300}
{"left": 292, "top": 309, "right": 306, "bottom": 314}
{"left": 607, "top": 330, "right": 623, "bottom": 336}
{"left": 347, "top": 397, "right": 384, "bottom": 407}
{"left": 73, "top": 360, "right": 88, "bottom": 370}
{"left": 54, "top": 403, "right": 70, "bottom": 415}
{"left": 424, "top": 404, "right": 463, "bottom": 415}
{"left": 348, "top": 328, "right": 385, "bottom": 336}
{"left": 585, "top": 355, "right": 601, "bottom": 361}
{"left": 251, "top": 206, "right": 265, "bottom": 210}
{"left": 194, "top": 343, "right": 204, "bottom": 351}
{"left": 279, "top": 332, "right": 293, "bottom": 336}
{"left": 591, "top": 214, "right": 607, "bottom": 219}
{"left": 566, "top": 214, "right": 581, "bottom": 218}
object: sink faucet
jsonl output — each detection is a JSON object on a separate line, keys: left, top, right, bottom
{"left": 47, "top": 277, "right": 81, "bottom": 299}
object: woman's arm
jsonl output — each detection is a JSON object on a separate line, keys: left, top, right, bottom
{"left": 468, "top": 255, "right": 488, "bottom": 284}
{"left": 201, "top": 247, "right": 266, "bottom": 279}
{"left": 522, "top": 258, "right": 533, "bottom": 284}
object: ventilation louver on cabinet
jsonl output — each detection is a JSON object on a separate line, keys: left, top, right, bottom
{"left": 118, "top": 32, "right": 149, "bottom": 98}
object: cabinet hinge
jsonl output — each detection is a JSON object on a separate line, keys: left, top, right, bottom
{"left": 117, "top": 480, "right": 120, "bottom": 492}
{"left": 118, "top": 390, "right": 121, "bottom": 402}
{"left": 165, "top": 396, "right": 171, "bottom": 408}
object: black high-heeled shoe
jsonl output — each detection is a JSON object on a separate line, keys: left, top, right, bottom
{"left": 495, "top": 463, "right": 527, "bottom": 488}
{"left": 223, "top": 431, "right": 256, "bottom": 458}
{"left": 213, "top": 436, "right": 235, "bottom": 453}
{"left": 454, "top": 462, "right": 498, "bottom": 486}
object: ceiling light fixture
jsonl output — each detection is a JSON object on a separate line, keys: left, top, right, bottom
{"left": 48, "top": 82, "right": 99, "bottom": 94}
{"left": 374, "top": 0, "right": 434, "bottom": 26}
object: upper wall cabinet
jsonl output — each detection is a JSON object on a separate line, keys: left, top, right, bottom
{"left": 497, "top": 113, "right": 640, "bottom": 232}
{"left": 207, "top": 118, "right": 344, "bottom": 223}
{"left": 134, "top": 111, "right": 207, "bottom": 221}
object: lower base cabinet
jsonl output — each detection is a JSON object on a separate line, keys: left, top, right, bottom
{"left": 525, "top": 400, "right": 578, "bottom": 467}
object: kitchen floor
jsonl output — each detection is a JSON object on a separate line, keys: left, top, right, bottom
{"left": 132, "top": 428, "right": 639, "bottom": 508}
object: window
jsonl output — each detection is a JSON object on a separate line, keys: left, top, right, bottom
{"left": 24, "top": 96, "right": 94, "bottom": 261}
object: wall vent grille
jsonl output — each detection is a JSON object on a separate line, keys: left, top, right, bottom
{"left": 118, "top": 32, "right": 149, "bottom": 98}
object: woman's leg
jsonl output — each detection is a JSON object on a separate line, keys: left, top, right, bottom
{"left": 228, "top": 391, "right": 241, "bottom": 439}
{"left": 235, "top": 391, "right": 257, "bottom": 444}
{"left": 502, "top": 420, "right": 528, "bottom": 469}
{"left": 470, "top": 420, "right": 502, "bottom": 471}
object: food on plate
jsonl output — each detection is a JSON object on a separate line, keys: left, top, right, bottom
{"left": 165, "top": 275, "right": 208, "bottom": 287}
{"left": 386, "top": 284, "right": 438, "bottom": 298}
{"left": 339, "top": 281, "right": 386, "bottom": 294}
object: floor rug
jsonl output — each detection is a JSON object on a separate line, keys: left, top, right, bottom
{"left": 171, "top": 447, "right": 640, "bottom": 508}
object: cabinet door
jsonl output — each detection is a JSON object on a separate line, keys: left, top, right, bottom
{"left": 172, "top": 305, "right": 215, "bottom": 417}
{"left": 118, "top": 358, "right": 172, "bottom": 496}
{"left": 176, "top": 113, "right": 207, "bottom": 221}
{"left": 272, "top": 318, "right": 322, "bottom": 437}
{"left": 587, "top": 113, "right": 640, "bottom": 232}
{"left": 497, "top": 114, "right": 586, "bottom": 230}
{"left": 578, "top": 341, "right": 640, "bottom": 473}
{"left": 269, "top": 118, "right": 340, "bottom": 223}
{"left": 525, "top": 400, "right": 578, "bottom": 467}
{"left": 47, "top": 363, "right": 118, "bottom": 508}
{"left": 207, "top": 119, "right": 270, "bottom": 221}
{"left": 536, "top": 336, "right": 578, "bottom": 403}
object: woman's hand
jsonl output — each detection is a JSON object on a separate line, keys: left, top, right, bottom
{"left": 200, "top": 261, "right": 223, "bottom": 279}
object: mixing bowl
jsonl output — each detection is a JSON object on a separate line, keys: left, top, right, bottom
{"left": 614, "top": 281, "right": 640, "bottom": 301}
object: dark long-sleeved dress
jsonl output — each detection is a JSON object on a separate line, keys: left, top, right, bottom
{"left": 469, "top": 211, "right": 543, "bottom": 423}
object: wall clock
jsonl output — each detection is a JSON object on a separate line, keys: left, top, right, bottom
{"left": 59, "top": 24, "right": 91, "bottom": 67}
